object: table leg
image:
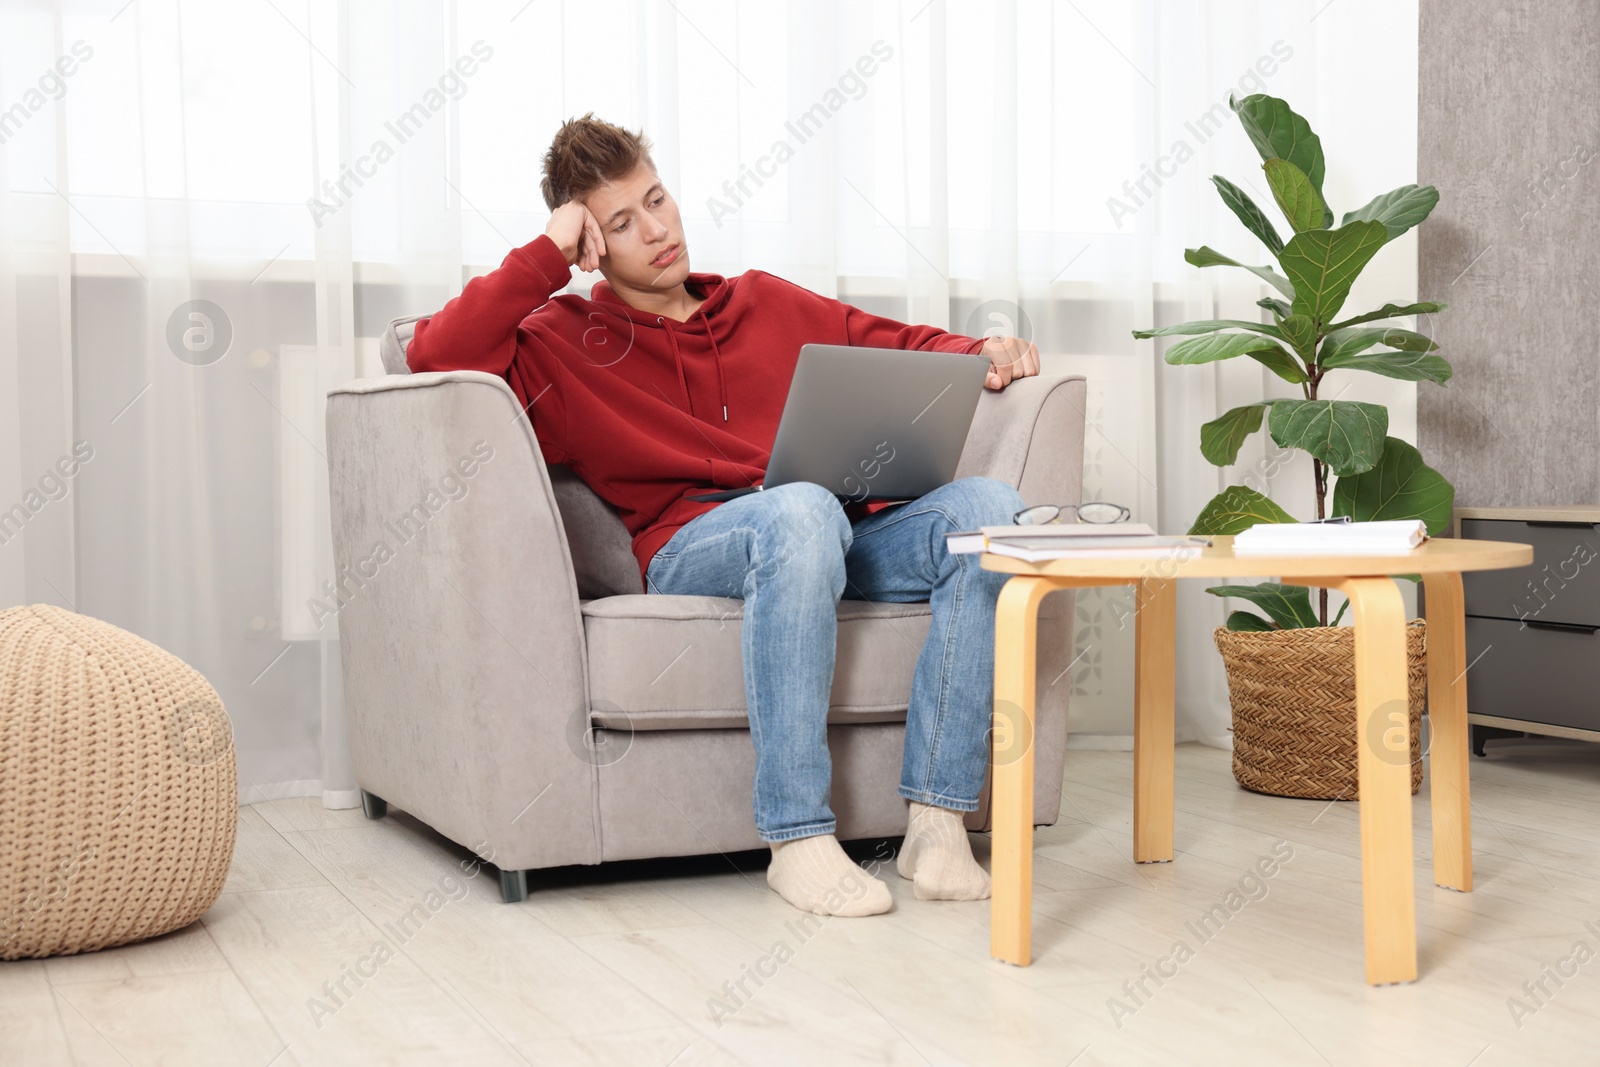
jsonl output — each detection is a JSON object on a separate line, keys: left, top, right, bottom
{"left": 1422, "top": 571, "right": 1473, "bottom": 892}
{"left": 1134, "top": 577, "right": 1176, "bottom": 863}
{"left": 1343, "top": 576, "right": 1419, "bottom": 985}
{"left": 990, "top": 575, "right": 1057, "bottom": 967}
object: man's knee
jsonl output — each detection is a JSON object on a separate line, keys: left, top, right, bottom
{"left": 943, "top": 477, "right": 1025, "bottom": 529}
{"left": 751, "top": 482, "right": 851, "bottom": 572}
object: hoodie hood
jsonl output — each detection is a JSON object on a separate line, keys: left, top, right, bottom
{"left": 588, "top": 270, "right": 732, "bottom": 321}
{"left": 588, "top": 271, "right": 735, "bottom": 421}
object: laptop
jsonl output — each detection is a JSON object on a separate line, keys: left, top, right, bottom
{"left": 688, "top": 343, "right": 992, "bottom": 503}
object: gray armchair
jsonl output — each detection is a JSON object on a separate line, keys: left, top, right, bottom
{"left": 324, "top": 319, "right": 1086, "bottom": 902}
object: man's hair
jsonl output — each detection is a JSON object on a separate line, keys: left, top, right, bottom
{"left": 540, "top": 113, "right": 656, "bottom": 211}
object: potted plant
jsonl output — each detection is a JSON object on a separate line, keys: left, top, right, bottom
{"left": 1131, "top": 93, "right": 1454, "bottom": 800}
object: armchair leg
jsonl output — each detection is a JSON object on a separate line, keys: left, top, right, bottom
{"left": 360, "top": 790, "right": 388, "bottom": 820}
{"left": 499, "top": 867, "right": 529, "bottom": 904}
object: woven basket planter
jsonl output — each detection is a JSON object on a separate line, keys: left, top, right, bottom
{"left": 1215, "top": 619, "right": 1426, "bottom": 800}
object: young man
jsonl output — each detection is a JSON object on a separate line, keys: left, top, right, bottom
{"left": 407, "top": 114, "right": 1040, "bottom": 917}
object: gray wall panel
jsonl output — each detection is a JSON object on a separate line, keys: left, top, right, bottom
{"left": 1418, "top": 0, "right": 1600, "bottom": 506}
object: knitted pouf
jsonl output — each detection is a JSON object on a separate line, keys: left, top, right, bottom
{"left": 0, "top": 605, "right": 237, "bottom": 959}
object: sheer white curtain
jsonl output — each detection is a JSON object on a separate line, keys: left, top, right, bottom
{"left": 0, "top": 0, "right": 1419, "bottom": 804}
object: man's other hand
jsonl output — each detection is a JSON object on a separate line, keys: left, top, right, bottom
{"left": 546, "top": 200, "right": 607, "bottom": 272}
{"left": 979, "top": 336, "right": 1041, "bottom": 390}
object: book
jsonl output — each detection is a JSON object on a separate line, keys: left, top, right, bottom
{"left": 946, "top": 523, "right": 1205, "bottom": 562}
{"left": 1232, "top": 519, "right": 1428, "bottom": 555}
{"left": 980, "top": 536, "right": 1208, "bottom": 563}
{"left": 945, "top": 522, "right": 1157, "bottom": 555}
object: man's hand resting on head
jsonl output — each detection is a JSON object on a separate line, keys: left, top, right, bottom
{"left": 546, "top": 200, "right": 607, "bottom": 272}
{"left": 979, "top": 335, "right": 1041, "bottom": 390}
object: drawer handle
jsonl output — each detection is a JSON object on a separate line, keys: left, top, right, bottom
{"left": 1525, "top": 520, "right": 1598, "bottom": 529}
{"left": 1524, "top": 620, "right": 1600, "bottom": 634}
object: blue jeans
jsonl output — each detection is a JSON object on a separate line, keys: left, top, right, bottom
{"left": 644, "top": 477, "right": 1025, "bottom": 842}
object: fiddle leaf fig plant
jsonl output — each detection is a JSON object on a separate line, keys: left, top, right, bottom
{"left": 1132, "top": 94, "right": 1455, "bottom": 629}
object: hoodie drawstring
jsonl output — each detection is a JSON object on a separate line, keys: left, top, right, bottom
{"left": 704, "top": 315, "right": 729, "bottom": 422}
{"left": 662, "top": 321, "right": 693, "bottom": 416}
{"left": 658, "top": 311, "right": 730, "bottom": 422}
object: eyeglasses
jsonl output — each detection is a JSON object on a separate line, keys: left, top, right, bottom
{"left": 1013, "top": 501, "right": 1131, "bottom": 526}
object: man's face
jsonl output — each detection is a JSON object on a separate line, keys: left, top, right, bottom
{"left": 583, "top": 163, "right": 689, "bottom": 291}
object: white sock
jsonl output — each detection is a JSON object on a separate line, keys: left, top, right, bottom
{"left": 896, "top": 801, "right": 992, "bottom": 901}
{"left": 766, "top": 834, "right": 892, "bottom": 917}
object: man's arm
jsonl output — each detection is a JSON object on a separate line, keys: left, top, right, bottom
{"left": 842, "top": 303, "right": 1040, "bottom": 391}
{"left": 406, "top": 202, "right": 608, "bottom": 375}
{"left": 405, "top": 235, "right": 569, "bottom": 376}
{"left": 842, "top": 302, "right": 982, "bottom": 355}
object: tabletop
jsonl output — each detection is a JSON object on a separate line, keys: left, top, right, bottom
{"left": 978, "top": 535, "right": 1533, "bottom": 580}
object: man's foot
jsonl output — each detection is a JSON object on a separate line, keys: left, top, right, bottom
{"left": 766, "top": 833, "right": 892, "bottom": 916}
{"left": 897, "top": 801, "right": 992, "bottom": 900}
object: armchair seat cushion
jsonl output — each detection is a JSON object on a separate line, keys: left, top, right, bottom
{"left": 582, "top": 595, "right": 933, "bottom": 731}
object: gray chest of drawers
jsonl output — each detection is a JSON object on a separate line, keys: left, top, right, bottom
{"left": 1456, "top": 506, "right": 1600, "bottom": 747}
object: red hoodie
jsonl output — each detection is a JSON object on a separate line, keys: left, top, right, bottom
{"left": 406, "top": 233, "right": 987, "bottom": 587}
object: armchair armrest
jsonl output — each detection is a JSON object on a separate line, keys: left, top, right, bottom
{"left": 325, "top": 370, "right": 599, "bottom": 870}
{"left": 955, "top": 374, "right": 1088, "bottom": 507}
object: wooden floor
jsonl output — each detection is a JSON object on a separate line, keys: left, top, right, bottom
{"left": 4, "top": 740, "right": 1598, "bottom": 1066}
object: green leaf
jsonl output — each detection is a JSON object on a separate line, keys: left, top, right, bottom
{"left": 1258, "top": 297, "right": 1293, "bottom": 320}
{"left": 1326, "top": 300, "right": 1447, "bottom": 331}
{"left": 1279, "top": 313, "right": 1318, "bottom": 359}
{"left": 1341, "top": 184, "right": 1440, "bottom": 240}
{"left": 1369, "top": 327, "right": 1439, "bottom": 352}
{"left": 1164, "top": 333, "right": 1290, "bottom": 366}
{"left": 1321, "top": 326, "right": 1438, "bottom": 363}
{"left": 1279, "top": 221, "right": 1390, "bottom": 327}
{"left": 1330, "top": 599, "right": 1350, "bottom": 627}
{"left": 1132, "top": 319, "right": 1282, "bottom": 340}
{"left": 1231, "top": 94, "right": 1329, "bottom": 222}
{"left": 1248, "top": 347, "right": 1310, "bottom": 385}
{"left": 1212, "top": 175, "right": 1284, "bottom": 256}
{"left": 1226, "top": 610, "right": 1277, "bottom": 632}
{"left": 1189, "top": 485, "right": 1298, "bottom": 535}
{"left": 1320, "top": 326, "right": 1450, "bottom": 383}
{"left": 1263, "top": 159, "right": 1325, "bottom": 234}
{"left": 1205, "top": 582, "right": 1320, "bottom": 629}
{"left": 1200, "top": 405, "right": 1267, "bottom": 466}
{"left": 1185, "top": 246, "right": 1295, "bottom": 299}
{"left": 1320, "top": 348, "right": 1454, "bottom": 384}
{"left": 1267, "top": 398, "right": 1388, "bottom": 476}
{"left": 1331, "top": 436, "right": 1456, "bottom": 535}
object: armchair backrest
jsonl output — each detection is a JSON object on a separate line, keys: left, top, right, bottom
{"left": 379, "top": 315, "right": 423, "bottom": 375}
